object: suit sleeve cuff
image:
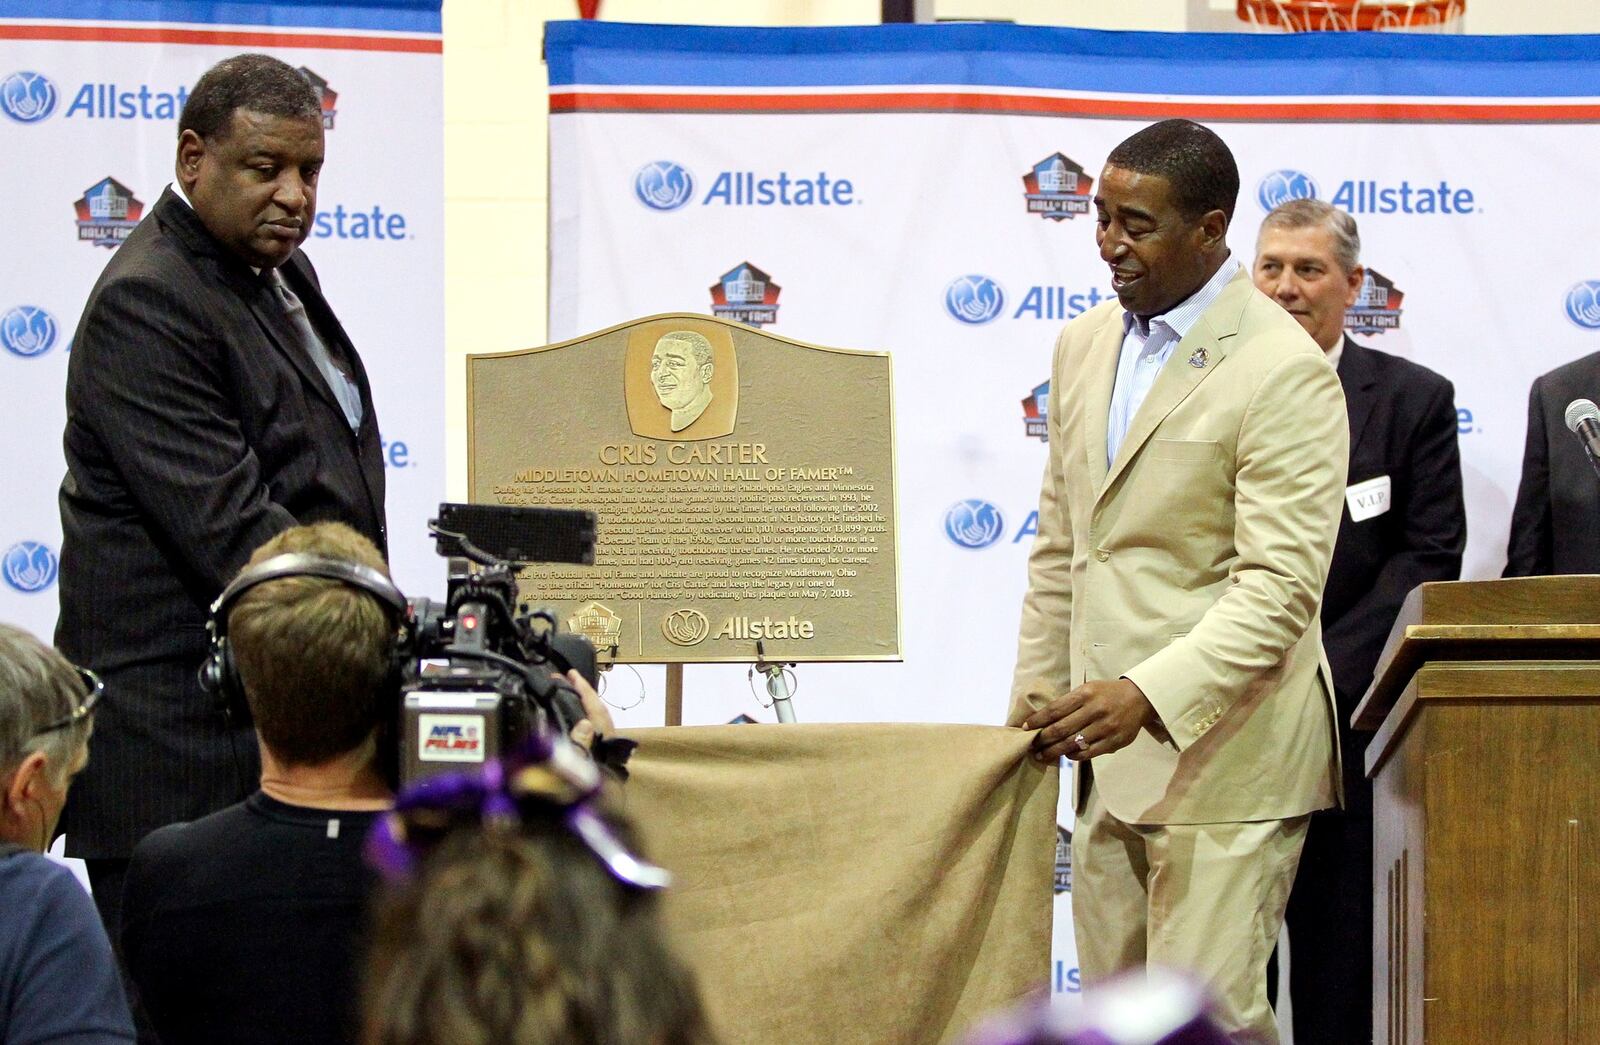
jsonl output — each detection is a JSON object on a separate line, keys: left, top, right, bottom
{"left": 1123, "top": 655, "right": 1219, "bottom": 753}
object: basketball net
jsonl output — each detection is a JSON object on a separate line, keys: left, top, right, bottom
{"left": 1237, "top": 0, "right": 1465, "bottom": 33}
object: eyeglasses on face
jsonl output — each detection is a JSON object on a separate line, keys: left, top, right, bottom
{"left": 32, "top": 666, "right": 103, "bottom": 736}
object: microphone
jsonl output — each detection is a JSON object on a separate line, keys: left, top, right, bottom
{"left": 1564, "top": 399, "right": 1600, "bottom": 479}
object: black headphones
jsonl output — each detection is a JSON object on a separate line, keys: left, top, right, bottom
{"left": 198, "top": 552, "right": 408, "bottom": 722}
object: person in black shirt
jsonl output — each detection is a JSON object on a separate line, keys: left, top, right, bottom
{"left": 121, "top": 522, "right": 615, "bottom": 1045}
{"left": 121, "top": 522, "right": 396, "bottom": 1045}
{"left": 122, "top": 792, "right": 379, "bottom": 1044}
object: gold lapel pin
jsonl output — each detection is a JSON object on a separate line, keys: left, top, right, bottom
{"left": 1188, "top": 347, "right": 1208, "bottom": 369}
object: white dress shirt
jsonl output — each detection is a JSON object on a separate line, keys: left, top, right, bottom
{"left": 1106, "top": 254, "right": 1240, "bottom": 468}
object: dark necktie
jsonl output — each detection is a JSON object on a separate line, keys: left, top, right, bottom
{"left": 269, "top": 268, "right": 364, "bottom": 431}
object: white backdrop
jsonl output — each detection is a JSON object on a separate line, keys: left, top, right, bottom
{"left": 0, "top": 0, "right": 446, "bottom": 640}
{"left": 546, "top": 20, "right": 1600, "bottom": 1001}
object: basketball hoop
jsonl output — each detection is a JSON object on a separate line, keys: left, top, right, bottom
{"left": 1238, "top": 0, "right": 1465, "bottom": 33}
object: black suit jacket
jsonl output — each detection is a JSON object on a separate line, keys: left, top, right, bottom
{"left": 1504, "top": 350, "right": 1600, "bottom": 576}
{"left": 56, "top": 189, "right": 387, "bottom": 857}
{"left": 1321, "top": 338, "right": 1465, "bottom": 790}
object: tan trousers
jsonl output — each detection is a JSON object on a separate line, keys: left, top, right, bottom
{"left": 1073, "top": 778, "right": 1309, "bottom": 1043}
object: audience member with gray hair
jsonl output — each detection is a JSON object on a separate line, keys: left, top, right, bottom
{"left": 0, "top": 622, "right": 133, "bottom": 1042}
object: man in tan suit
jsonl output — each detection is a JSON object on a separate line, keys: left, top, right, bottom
{"left": 1010, "top": 120, "right": 1347, "bottom": 1042}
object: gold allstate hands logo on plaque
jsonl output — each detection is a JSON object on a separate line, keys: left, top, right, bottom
{"left": 661, "top": 608, "right": 711, "bottom": 647}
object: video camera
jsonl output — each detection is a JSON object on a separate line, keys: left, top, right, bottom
{"left": 397, "top": 503, "right": 599, "bottom": 786}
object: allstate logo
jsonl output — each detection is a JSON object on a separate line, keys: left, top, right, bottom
{"left": 944, "top": 275, "right": 1005, "bottom": 325}
{"left": 0, "top": 306, "right": 58, "bottom": 358}
{"left": 661, "top": 608, "right": 710, "bottom": 646}
{"left": 1564, "top": 281, "right": 1600, "bottom": 330}
{"left": 0, "top": 71, "right": 56, "bottom": 123}
{"left": 1257, "top": 169, "right": 1318, "bottom": 212}
{"left": 944, "top": 500, "right": 1005, "bottom": 550}
{"left": 634, "top": 161, "right": 695, "bottom": 211}
{"left": 2, "top": 541, "right": 58, "bottom": 593}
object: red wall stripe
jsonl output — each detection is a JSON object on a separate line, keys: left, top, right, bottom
{"left": 549, "top": 89, "right": 1600, "bottom": 124}
{"left": 0, "top": 23, "right": 441, "bottom": 54}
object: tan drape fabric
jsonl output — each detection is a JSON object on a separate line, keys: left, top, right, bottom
{"left": 619, "top": 722, "right": 1059, "bottom": 1045}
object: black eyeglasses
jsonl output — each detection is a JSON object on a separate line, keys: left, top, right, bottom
{"left": 32, "top": 667, "right": 104, "bottom": 736}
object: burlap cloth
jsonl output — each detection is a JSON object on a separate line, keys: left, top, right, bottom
{"left": 618, "top": 722, "right": 1058, "bottom": 1044}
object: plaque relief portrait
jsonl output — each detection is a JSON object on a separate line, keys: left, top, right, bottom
{"left": 625, "top": 320, "right": 738, "bottom": 440}
{"left": 652, "top": 331, "right": 715, "bottom": 431}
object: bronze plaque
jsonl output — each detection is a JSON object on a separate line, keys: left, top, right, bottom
{"left": 467, "top": 314, "right": 899, "bottom": 664}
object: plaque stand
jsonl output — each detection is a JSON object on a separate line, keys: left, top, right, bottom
{"left": 755, "top": 641, "right": 798, "bottom": 724}
{"left": 761, "top": 668, "right": 799, "bottom": 724}
{"left": 665, "top": 664, "right": 684, "bottom": 727}
{"left": 659, "top": 653, "right": 799, "bottom": 726}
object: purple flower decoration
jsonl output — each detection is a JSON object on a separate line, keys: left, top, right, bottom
{"left": 366, "top": 730, "right": 669, "bottom": 891}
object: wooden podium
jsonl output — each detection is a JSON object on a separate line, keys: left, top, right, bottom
{"left": 1354, "top": 576, "right": 1600, "bottom": 1044}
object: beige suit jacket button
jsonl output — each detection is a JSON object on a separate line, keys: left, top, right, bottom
{"left": 1095, "top": 549, "right": 1109, "bottom": 562}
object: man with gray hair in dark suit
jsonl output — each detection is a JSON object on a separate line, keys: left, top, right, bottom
{"left": 56, "top": 52, "right": 387, "bottom": 944}
{"left": 1253, "top": 197, "right": 1465, "bottom": 1044}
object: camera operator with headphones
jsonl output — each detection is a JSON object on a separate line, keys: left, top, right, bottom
{"left": 119, "top": 522, "right": 613, "bottom": 1045}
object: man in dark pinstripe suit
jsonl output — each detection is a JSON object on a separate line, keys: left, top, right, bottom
{"left": 55, "top": 54, "right": 387, "bottom": 942}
